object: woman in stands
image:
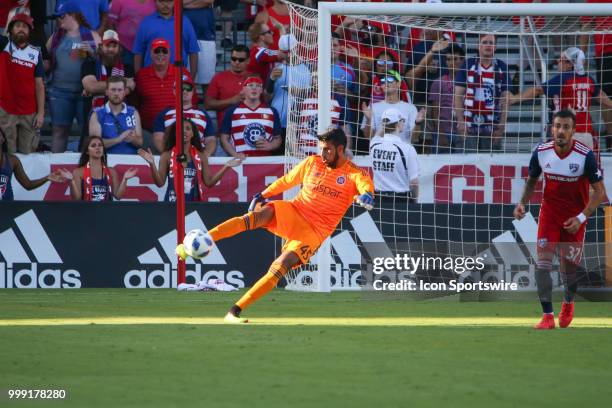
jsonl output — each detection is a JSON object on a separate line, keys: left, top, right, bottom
{"left": 138, "top": 119, "right": 242, "bottom": 202}
{"left": 67, "top": 135, "right": 136, "bottom": 201}
{"left": 0, "top": 128, "right": 67, "bottom": 201}
{"left": 46, "top": 0, "right": 101, "bottom": 153}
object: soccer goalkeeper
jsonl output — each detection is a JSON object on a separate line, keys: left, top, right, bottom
{"left": 177, "top": 128, "right": 374, "bottom": 323}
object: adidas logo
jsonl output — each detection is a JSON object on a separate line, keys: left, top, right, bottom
{"left": 240, "top": 114, "right": 247, "bottom": 119}
{"left": 0, "top": 210, "right": 81, "bottom": 288}
{"left": 124, "top": 211, "right": 245, "bottom": 288}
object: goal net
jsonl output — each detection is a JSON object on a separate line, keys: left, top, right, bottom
{"left": 282, "top": 2, "right": 612, "bottom": 293}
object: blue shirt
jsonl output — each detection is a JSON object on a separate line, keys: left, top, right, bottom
{"left": 331, "top": 62, "right": 357, "bottom": 95}
{"left": 183, "top": 7, "right": 215, "bottom": 41}
{"left": 271, "top": 63, "right": 311, "bottom": 127}
{"left": 57, "top": 0, "right": 109, "bottom": 30}
{"left": 132, "top": 12, "right": 200, "bottom": 68}
{"left": 0, "top": 153, "right": 14, "bottom": 201}
{"left": 94, "top": 102, "right": 139, "bottom": 154}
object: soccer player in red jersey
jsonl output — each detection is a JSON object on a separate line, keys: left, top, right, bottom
{"left": 514, "top": 110, "right": 607, "bottom": 329}
{"left": 177, "top": 128, "right": 374, "bottom": 323}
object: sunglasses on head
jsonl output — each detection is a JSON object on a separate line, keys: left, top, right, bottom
{"left": 154, "top": 47, "right": 169, "bottom": 54}
{"left": 231, "top": 56, "right": 247, "bottom": 62}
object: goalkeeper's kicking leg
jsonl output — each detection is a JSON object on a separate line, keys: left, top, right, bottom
{"left": 224, "top": 250, "right": 300, "bottom": 323}
{"left": 176, "top": 201, "right": 273, "bottom": 260}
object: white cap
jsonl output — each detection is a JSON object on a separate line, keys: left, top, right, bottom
{"left": 381, "top": 108, "right": 404, "bottom": 124}
{"left": 278, "top": 33, "right": 297, "bottom": 52}
{"left": 563, "top": 47, "right": 586, "bottom": 75}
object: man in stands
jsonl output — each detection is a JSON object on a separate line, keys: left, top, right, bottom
{"left": 0, "top": 11, "right": 44, "bottom": 154}
{"left": 220, "top": 76, "right": 281, "bottom": 158}
{"left": 205, "top": 45, "right": 252, "bottom": 134}
{"left": 89, "top": 76, "right": 143, "bottom": 154}
{"left": 135, "top": 38, "right": 195, "bottom": 141}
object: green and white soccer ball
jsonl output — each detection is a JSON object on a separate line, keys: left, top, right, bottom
{"left": 183, "top": 229, "right": 213, "bottom": 259}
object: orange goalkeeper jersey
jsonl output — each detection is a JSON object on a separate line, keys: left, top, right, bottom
{"left": 262, "top": 156, "right": 374, "bottom": 240}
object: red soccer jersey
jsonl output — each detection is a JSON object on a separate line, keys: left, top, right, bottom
{"left": 544, "top": 72, "right": 601, "bottom": 133}
{"left": 247, "top": 45, "right": 280, "bottom": 82}
{"left": 220, "top": 103, "right": 281, "bottom": 157}
{"left": 0, "top": 37, "right": 44, "bottom": 115}
{"left": 529, "top": 140, "right": 602, "bottom": 222}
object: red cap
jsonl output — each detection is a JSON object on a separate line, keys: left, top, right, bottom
{"left": 151, "top": 38, "right": 170, "bottom": 51}
{"left": 8, "top": 13, "right": 34, "bottom": 31}
{"left": 181, "top": 74, "right": 194, "bottom": 87}
{"left": 243, "top": 76, "right": 263, "bottom": 86}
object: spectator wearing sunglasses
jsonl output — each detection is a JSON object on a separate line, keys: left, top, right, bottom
{"left": 247, "top": 22, "right": 286, "bottom": 84}
{"left": 132, "top": 0, "right": 199, "bottom": 78}
{"left": 134, "top": 38, "right": 195, "bottom": 134}
{"left": 205, "top": 45, "right": 254, "bottom": 133}
{"left": 88, "top": 76, "right": 143, "bottom": 154}
{"left": 362, "top": 71, "right": 423, "bottom": 145}
{"left": 370, "top": 51, "right": 411, "bottom": 104}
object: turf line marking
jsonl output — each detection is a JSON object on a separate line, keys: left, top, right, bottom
{"left": 1, "top": 317, "right": 612, "bottom": 328}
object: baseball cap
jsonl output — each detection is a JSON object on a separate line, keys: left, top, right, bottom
{"left": 278, "top": 34, "right": 297, "bottom": 52}
{"left": 8, "top": 12, "right": 34, "bottom": 30}
{"left": 102, "top": 30, "right": 120, "bottom": 45}
{"left": 151, "top": 38, "right": 170, "bottom": 51}
{"left": 563, "top": 47, "right": 586, "bottom": 75}
{"left": 244, "top": 76, "right": 263, "bottom": 86}
{"left": 381, "top": 108, "right": 405, "bottom": 124}
{"left": 182, "top": 74, "right": 194, "bottom": 87}
{"left": 54, "top": 1, "right": 81, "bottom": 17}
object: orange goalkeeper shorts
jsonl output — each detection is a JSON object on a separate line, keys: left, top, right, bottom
{"left": 264, "top": 200, "right": 323, "bottom": 265}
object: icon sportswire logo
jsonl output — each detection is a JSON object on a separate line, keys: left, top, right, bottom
{"left": 124, "top": 211, "right": 245, "bottom": 288}
{"left": 0, "top": 210, "right": 81, "bottom": 288}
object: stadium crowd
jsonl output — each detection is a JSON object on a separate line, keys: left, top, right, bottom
{"left": 0, "top": 0, "right": 611, "bottom": 201}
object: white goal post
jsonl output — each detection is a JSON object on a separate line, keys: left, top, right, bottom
{"left": 282, "top": 1, "right": 612, "bottom": 292}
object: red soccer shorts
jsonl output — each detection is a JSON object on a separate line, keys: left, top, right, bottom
{"left": 536, "top": 212, "right": 586, "bottom": 266}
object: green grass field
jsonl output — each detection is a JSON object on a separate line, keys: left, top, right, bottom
{"left": 1, "top": 289, "right": 612, "bottom": 407}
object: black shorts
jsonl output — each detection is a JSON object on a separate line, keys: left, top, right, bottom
{"left": 595, "top": 54, "right": 612, "bottom": 95}
{"left": 215, "top": 0, "right": 239, "bottom": 12}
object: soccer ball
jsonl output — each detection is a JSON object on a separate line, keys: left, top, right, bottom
{"left": 183, "top": 229, "right": 214, "bottom": 259}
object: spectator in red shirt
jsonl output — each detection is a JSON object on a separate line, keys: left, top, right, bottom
{"left": 134, "top": 38, "right": 193, "bottom": 141}
{"left": 247, "top": 22, "right": 286, "bottom": 82}
{"left": 254, "top": 0, "right": 290, "bottom": 50}
{"left": 205, "top": 44, "right": 252, "bottom": 131}
{"left": 0, "top": 12, "right": 45, "bottom": 154}
{"left": 581, "top": 0, "right": 612, "bottom": 151}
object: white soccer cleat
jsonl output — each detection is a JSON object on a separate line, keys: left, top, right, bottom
{"left": 223, "top": 313, "right": 248, "bottom": 324}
